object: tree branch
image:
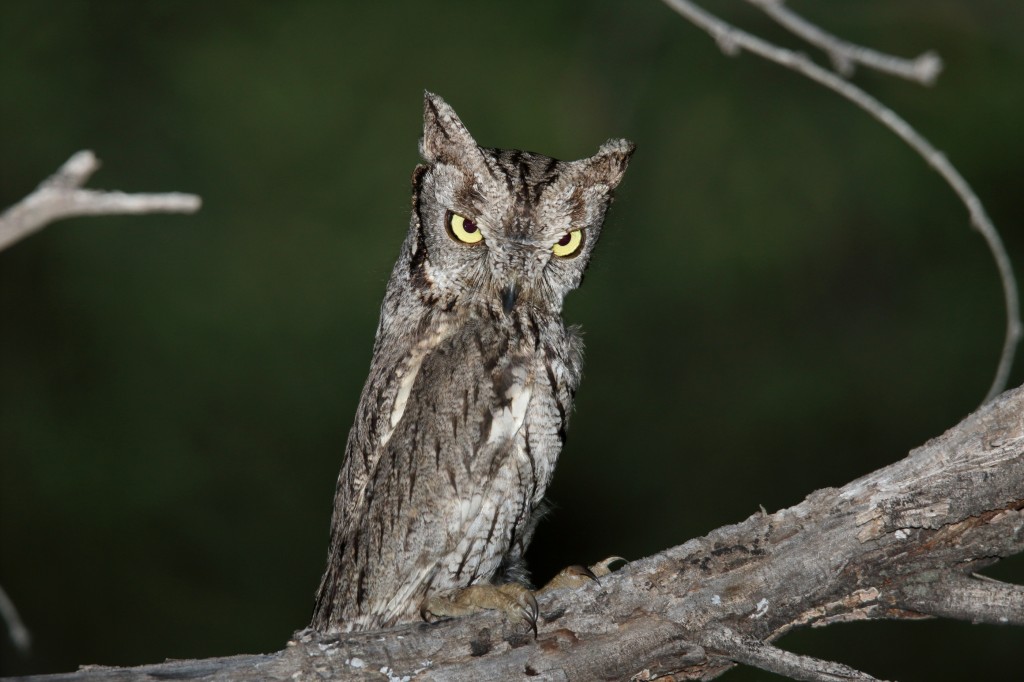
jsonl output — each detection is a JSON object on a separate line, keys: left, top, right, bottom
{"left": 0, "top": 150, "right": 201, "bottom": 658}
{"left": 19, "top": 384, "right": 1024, "bottom": 681}
{"left": 659, "top": 0, "right": 1021, "bottom": 404}
{"left": 0, "top": 150, "right": 201, "bottom": 253}
{"left": 0, "top": 582, "right": 31, "bottom": 655}
{"left": 701, "top": 625, "right": 886, "bottom": 682}
{"left": 744, "top": 0, "right": 942, "bottom": 84}
{"left": 891, "top": 572, "right": 1024, "bottom": 626}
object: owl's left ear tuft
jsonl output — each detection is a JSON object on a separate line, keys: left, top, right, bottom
{"left": 581, "top": 138, "right": 635, "bottom": 191}
{"left": 420, "top": 91, "right": 480, "bottom": 164}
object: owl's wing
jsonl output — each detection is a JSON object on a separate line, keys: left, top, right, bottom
{"left": 332, "top": 322, "right": 459, "bottom": 530}
{"left": 341, "top": 320, "right": 564, "bottom": 627}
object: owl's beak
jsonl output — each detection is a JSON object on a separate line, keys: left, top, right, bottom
{"left": 501, "top": 283, "right": 519, "bottom": 314}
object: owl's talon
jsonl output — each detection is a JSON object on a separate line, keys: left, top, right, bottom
{"left": 589, "top": 555, "right": 628, "bottom": 577}
{"left": 537, "top": 556, "right": 629, "bottom": 596}
{"left": 536, "top": 564, "right": 595, "bottom": 596}
{"left": 420, "top": 583, "right": 539, "bottom": 635}
{"left": 498, "top": 582, "right": 539, "bottom": 636}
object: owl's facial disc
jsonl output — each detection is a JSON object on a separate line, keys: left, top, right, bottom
{"left": 443, "top": 209, "right": 526, "bottom": 314}
{"left": 438, "top": 206, "right": 588, "bottom": 314}
{"left": 413, "top": 96, "right": 634, "bottom": 317}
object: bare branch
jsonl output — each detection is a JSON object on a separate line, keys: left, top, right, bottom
{"left": 0, "top": 150, "right": 201, "bottom": 253}
{"left": 659, "top": 0, "right": 1021, "bottom": 404}
{"left": 17, "top": 383, "right": 1024, "bottom": 681}
{"left": 702, "top": 625, "right": 886, "bottom": 682}
{"left": 745, "top": 0, "right": 943, "bottom": 84}
{"left": 0, "top": 582, "right": 31, "bottom": 655}
{"left": 0, "top": 151, "right": 199, "bottom": 654}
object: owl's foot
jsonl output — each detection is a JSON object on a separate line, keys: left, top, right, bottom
{"left": 419, "top": 558, "right": 626, "bottom": 635}
{"left": 536, "top": 555, "right": 627, "bottom": 595}
{"left": 421, "top": 582, "right": 540, "bottom": 635}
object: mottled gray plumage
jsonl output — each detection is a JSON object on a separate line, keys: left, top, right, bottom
{"left": 312, "top": 92, "right": 633, "bottom": 633}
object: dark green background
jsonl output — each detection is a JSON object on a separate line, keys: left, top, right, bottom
{"left": 1, "top": 1, "right": 1021, "bottom": 679}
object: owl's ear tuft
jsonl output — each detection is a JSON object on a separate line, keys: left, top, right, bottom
{"left": 421, "top": 91, "right": 480, "bottom": 164}
{"left": 580, "top": 138, "right": 636, "bottom": 191}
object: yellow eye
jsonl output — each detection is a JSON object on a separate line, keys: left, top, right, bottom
{"left": 446, "top": 211, "right": 483, "bottom": 244}
{"left": 552, "top": 230, "right": 584, "bottom": 258}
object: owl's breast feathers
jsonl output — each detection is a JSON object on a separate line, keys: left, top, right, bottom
{"left": 313, "top": 311, "right": 581, "bottom": 631}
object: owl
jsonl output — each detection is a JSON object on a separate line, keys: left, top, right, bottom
{"left": 311, "top": 92, "right": 633, "bottom": 633}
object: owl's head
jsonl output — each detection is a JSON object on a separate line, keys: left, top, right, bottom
{"left": 403, "top": 91, "right": 634, "bottom": 317}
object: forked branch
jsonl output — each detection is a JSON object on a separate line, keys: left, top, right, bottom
{"left": 0, "top": 150, "right": 201, "bottom": 253}
{"left": 745, "top": 0, "right": 942, "bottom": 83}
{"left": 660, "top": 0, "right": 1021, "bottom": 404}
{"left": 0, "top": 150, "right": 200, "bottom": 655}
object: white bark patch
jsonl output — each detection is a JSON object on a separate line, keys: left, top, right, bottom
{"left": 380, "top": 666, "right": 411, "bottom": 682}
{"left": 750, "top": 598, "right": 769, "bottom": 619}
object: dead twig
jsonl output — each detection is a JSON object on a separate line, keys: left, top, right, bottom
{"left": 0, "top": 150, "right": 201, "bottom": 253}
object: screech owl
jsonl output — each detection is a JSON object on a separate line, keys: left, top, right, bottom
{"left": 311, "top": 92, "right": 633, "bottom": 633}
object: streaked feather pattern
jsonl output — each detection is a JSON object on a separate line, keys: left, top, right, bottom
{"left": 312, "top": 92, "right": 633, "bottom": 632}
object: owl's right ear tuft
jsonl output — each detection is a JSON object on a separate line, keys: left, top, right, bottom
{"left": 420, "top": 91, "right": 480, "bottom": 164}
{"left": 583, "top": 138, "right": 636, "bottom": 191}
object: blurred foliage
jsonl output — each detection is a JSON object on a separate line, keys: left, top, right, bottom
{"left": 1, "top": 1, "right": 1021, "bottom": 679}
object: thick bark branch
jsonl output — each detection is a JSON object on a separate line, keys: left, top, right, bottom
{"left": 19, "top": 384, "right": 1024, "bottom": 681}
{"left": 892, "top": 573, "right": 1024, "bottom": 625}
